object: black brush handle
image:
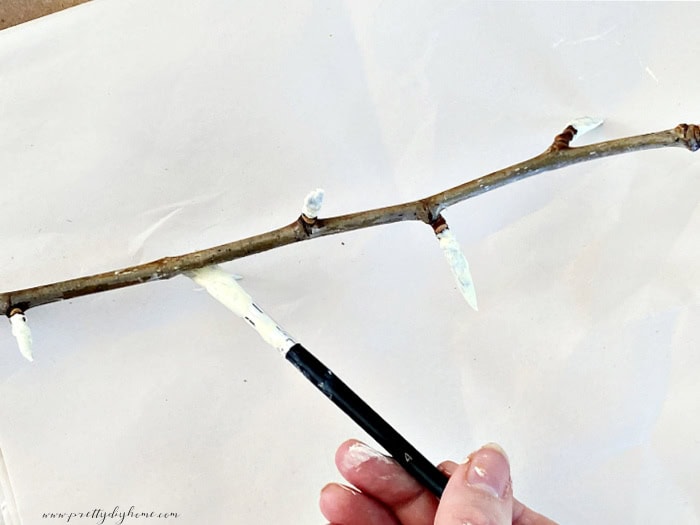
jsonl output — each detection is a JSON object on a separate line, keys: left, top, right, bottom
{"left": 285, "top": 343, "right": 448, "bottom": 498}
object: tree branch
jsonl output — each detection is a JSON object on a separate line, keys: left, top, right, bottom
{"left": 2, "top": 123, "right": 698, "bottom": 316}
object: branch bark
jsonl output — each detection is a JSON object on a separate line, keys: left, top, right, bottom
{"left": 2, "top": 123, "right": 698, "bottom": 316}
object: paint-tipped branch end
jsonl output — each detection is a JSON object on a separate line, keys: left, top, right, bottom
{"left": 674, "top": 123, "right": 700, "bottom": 151}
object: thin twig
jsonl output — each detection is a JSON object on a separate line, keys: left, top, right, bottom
{"left": 2, "top": 123, "right": 698, "bottom": 316}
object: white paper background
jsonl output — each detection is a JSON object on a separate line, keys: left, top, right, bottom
{"left": 1, "top": 1, "right": 699, "bottom": 523}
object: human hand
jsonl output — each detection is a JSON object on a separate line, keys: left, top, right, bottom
{"left": 320, "top": 439, "right": 558, "bottom": 525}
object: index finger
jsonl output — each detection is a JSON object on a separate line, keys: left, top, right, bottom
{"left": 335, "top": 439, "right": 442, "bottom": 525}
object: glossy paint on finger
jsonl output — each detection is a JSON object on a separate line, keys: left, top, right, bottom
{"left": 342, "top": 442, "right": 394, "bottom": 471}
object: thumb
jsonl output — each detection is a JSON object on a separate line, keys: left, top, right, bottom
{"left": 435, "top": 443, "right": 512, "bottom": 525}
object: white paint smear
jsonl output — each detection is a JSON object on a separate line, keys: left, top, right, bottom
{"left": 187, "top": 266, "right": 296, "bottom": 353}
{"left": 569, "top": 116, "right": 604, "bottom": 137}
{"left": 128, "top": 206, "right": 183, "bottom": 260}
{"left": 437, "top": 228, "right": 478, "bottom": 311}
{"left": 9, "top": 312, "right": 33, "bottom": 362}
{"left": 302, "top": 188, "right": 325, "bottom": 219}
{"left": 342, "top": 442, "right": 393, "bottom": 470}
{"left": 645, "top": 66, "right": 659, "bottom": 83}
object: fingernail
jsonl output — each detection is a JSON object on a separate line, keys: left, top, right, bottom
{"left": 465, "top": 443, "right": 510, "bottom": 498}
{"left": 320, "top": 482, "right": 356, "bottom": 497}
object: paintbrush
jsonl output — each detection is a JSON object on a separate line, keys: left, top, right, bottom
{"left": 188, "top": 266, "right": 449, "bottom": 498}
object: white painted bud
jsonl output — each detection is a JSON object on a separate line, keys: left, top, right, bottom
{"left": 9, "top": 310, "right": 33, "bottom": 362}
{"left": 436, "top": 228, "right": 478, "bottom": 311}
{"left": 302, "top": 188, "right": 325, "bottom": 219}
{"left": 569, "top": 116, "right": 604, "bottom": 137}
